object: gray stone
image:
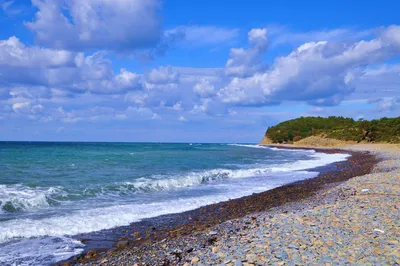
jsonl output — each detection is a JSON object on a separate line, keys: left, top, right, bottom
{"left": 234, "top": 260, "right": 243, "bottom": 266}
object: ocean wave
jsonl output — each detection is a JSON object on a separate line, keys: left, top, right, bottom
{"left": 268, "top": 147, "right": 315, "bottom": 153}
{"left": 0, "top": 170, "right": 317, "bottom": 245}
{"left": 0, "top": 193, "right": 261, "bottom": 244}
{"left": 0, "top": 150, "right": 350, "bottom": 245}
{"left": 0, "top": 151, "right": 349, "bottom": 213}
{"left": 228, "top": 144, "right": 317, "bottom": 154}
{"left": 228, "top": 144, "right": 271, "bottom": 149}
{"left": 0, "top": 185, "right": 62, "bottom": 213}
{"left": 98, "top": 151, "right": 349, "bottom": 194}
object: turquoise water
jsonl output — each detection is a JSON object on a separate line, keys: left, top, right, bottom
{"left": 0, "top": 142, "right": 349, "bottom": 265}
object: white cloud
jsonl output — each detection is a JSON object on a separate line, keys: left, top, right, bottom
{"left": 0, "top": 46, "right": 142, "bottom": 94}
{"left": 31, "top": 104, "right": 44, "bottom": 114}
{"left": 225, "top": 28, "right": 268, "bottom": 77}
{"left": 349, "top": 64, "right": 400, "bottom": 100}
{"left": 12, "top": 101, "right": 31, "bottom": 113}
{"left": 0, "top": 36, "right": 77, "bottom": 67}
{"left": 152, "top": 113, "right": 161, "bottom": 120}
{"left": 219, "top": 26, "right": 400, "bottom": 107}
{"left": 193, "top": 78, "right": 215, "bottom": 97}
{"left": 114, "top": 69, "right": 143, "bottom": 91}
{"left": 248, "top": 28, "right": 268, "bottom": 50}
{"left": 145, "top": 66, "right": 180, "bottom": 85}
{"left": 172, "top": 101, "right": 183, "bottom": 111}
{"left": 376, "top": 97, "right": 400, "bottom": 112}
{"left": 26, "top": 0, "right": 161, "bottom": 51}
{"left": 125, "top": 91, "right": 148, "bottom": 106}
{"left": 48, "top": 52, "right": 143, "bottom": 94}
{"left": 2, "top": 24, "right": 400, "bottom": 128}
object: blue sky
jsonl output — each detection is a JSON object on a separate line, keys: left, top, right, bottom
{"left": 0, "top": 0, "right": 400, "bottom": 142}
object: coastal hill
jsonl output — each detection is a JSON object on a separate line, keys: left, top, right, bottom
{"left": 261, "top": 116, "right": 400, "bottom": 145}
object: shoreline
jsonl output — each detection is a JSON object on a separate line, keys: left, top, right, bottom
{"left": 60, "top": 147, "right": 377, "bottom": 265}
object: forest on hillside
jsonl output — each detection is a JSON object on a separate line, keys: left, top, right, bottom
{"left": 265, "top": 116, "right": 400, "bottom": 144}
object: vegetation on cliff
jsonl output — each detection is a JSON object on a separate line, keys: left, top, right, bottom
{"left": 265, "top": 116, "right": 400, "bottom": 144}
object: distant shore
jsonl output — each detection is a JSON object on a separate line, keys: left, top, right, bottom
{"left": 59, "top": 146, "right": 382, "bottom": 265}
{"left": 260, "top": 135, "right": 400, "bottom": 150}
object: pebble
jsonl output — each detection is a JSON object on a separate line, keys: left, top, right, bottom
{"left": 116, "top": 240, "right": 129, "bottom": 249}
{"left": 212, "top": 246, "right": 220, "bottom": 253}
{"left": 234, "top": 260, "right": 242, "bottom": 266}
{"left": 191, "top": 256, "right": 200, "bottom": 263}
{"left": 74, "top": 148, "right": 400, "bottom": 266}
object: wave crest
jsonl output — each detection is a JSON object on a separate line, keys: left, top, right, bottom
{"left": 0, "top": 151, "right": 349, "bottom": 213}
{"left": 0, "top": 185, "right": 61, "bottom": 213}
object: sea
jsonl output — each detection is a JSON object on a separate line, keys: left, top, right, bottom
{"left": 0, "top": 142, "right": 349, "bottom": 265}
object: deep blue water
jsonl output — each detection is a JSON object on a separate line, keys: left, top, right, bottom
{"left": 0, "top": 142, "right": 349, "bottom": 265}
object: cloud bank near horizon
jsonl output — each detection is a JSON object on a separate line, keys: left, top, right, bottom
{"left": 1, "top": 0, "right": 399, "bottom": 141}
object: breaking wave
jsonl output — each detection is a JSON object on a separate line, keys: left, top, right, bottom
{"left": 0, "top": 151, "right": 349, "bottom": 214}
{"left": 0, "top": 185, "right": 61, "bottom": 213}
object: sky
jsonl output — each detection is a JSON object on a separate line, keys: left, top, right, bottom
{"left": 0, "top": 0, "right": 400, "bottom": 143}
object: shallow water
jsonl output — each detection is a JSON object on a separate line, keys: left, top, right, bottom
{"left": 0, "top": 142, "right": 349, "bottom": 265}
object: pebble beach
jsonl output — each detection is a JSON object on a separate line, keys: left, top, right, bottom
{"left": 67, "top": 145, "right": 399, "bottom": 266}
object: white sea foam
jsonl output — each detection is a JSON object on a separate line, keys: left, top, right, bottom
{"left": 0, "top": 151, "right": 349, "bottom": 245}
{"left": 0, "top": 195, "right": 233, "bottom": 243}
{"left": 270, "top": 152, "right": 349, "bottom": 172}
{"left": 228, "top": 144, "right": 271, "bottom": 149}
{"left": 0, "top": 185, "right": 61, "bottom": 212}
{"left": 0, "top": 150, "right": 350, "bottom": 265}
{"left": 0, "top": 151, "right": 350, "bottom": 215}
{"left": 119, "top": 151, "right": 349, "bottom": 192}
{"left": 269, "top": 147, "right": 312, "bottom": 152}
{"left": 0, "top": 236, "right": 84, "bottom": 266}
{"left": 0, "top": 174, "right": 295, "bottom": 245}
{"left": 228, "top": 144, "right": 317, "bottom": 154}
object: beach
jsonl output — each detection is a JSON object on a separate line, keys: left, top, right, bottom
{"left": 1, "top": 142, "right": 352, "bottom": 265}
{"left": 60, "top": 144, "right": 400, "bottom": 265}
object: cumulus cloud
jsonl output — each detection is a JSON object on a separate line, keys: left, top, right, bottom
{"left": 225, "top": 28, "right": 268, "bottom": 77}
{"left": 2, "top": 23, "right": 400, "bottom": 128}
{"left": 178, "top": 115, "right": 187, "bottom": 121}
{"left": 0, "top": 43, "right": 143, "bottom": 94}
{"left": 4, "top": 86, "right": 48, "bottom": 117}
{"left": 0, "top": 36, "right": 77, "bottom": 67}
{"left": 66, "top": 52, "right": 143, "bottom": 93}
{"left": 219, "top": 25, "right": 400, "bottom": 107}
{"left": 26, "top": 0, "right": 161, "bottom": 51}
{"left": 193, "top": 78, "right": 215, "bottom": 97}
{"left": 145, "top": 66, "right": 180, "bottom": 85}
